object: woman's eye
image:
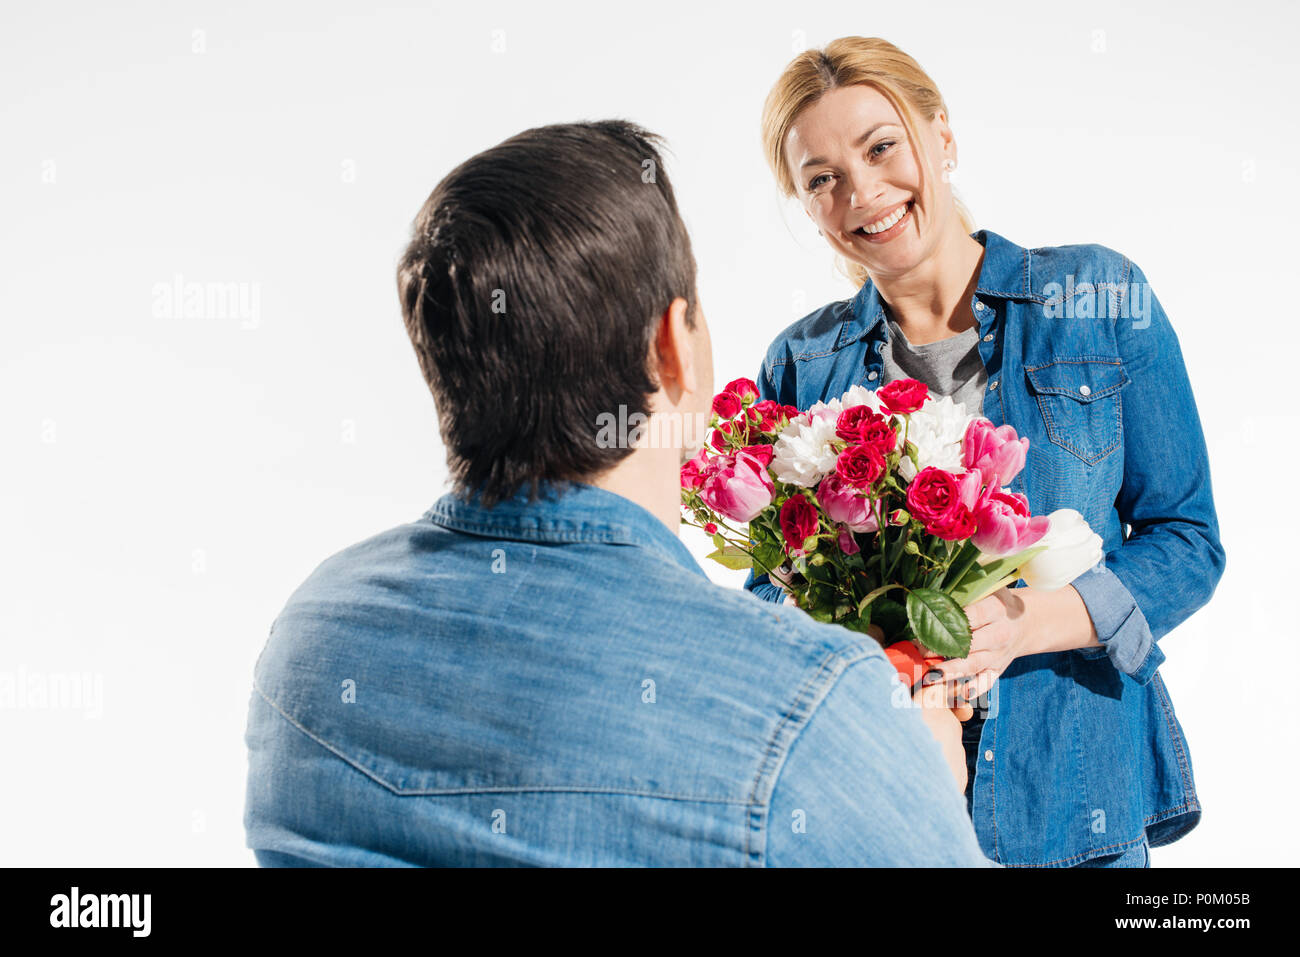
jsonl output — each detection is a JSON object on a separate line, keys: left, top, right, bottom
{"left": 808, "top": 173, "right": 832, "bottom": 191}
{"left": 871, "top": 140, "right": 895, "bottom": 157}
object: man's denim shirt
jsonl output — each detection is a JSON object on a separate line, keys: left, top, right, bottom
{"left": 744, "top": 228, "right": 1226, "bottom": 866}
{"left": 245, "top": 480, "right": 994, "bottom": 867}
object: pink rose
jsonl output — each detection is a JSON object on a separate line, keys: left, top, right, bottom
{"left": 816, "top": 471, "right": 880, "bottom": 533}
{"left": 973, "top": 489, "right": 1051, "bottom": 557}
{"left": 963, "top": 418, "right": 1029, "bottom": 488}
{"left": 698, "top": 448, "right": 775, "bottom": 523}
{"left": 679, "top": 447, "right": 711, "bottom": 490}
{"left": 739, "top": 444, "right": 774, "bottom": 469}
{"left": 877, "top": 378, "right": 929, "bottom": 415}
{"left": 779, "top": 495, "right": 820, "bottom": 557}
{"left": 837, "top": 527, "right": 860, "bottom": 555}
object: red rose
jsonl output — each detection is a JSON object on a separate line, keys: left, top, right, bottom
{"left": 835, "top": 444, "right": 886, "bottom": 488}
{"left": 709, "top": 421, "right": 732, "bottom": 450}
{"left": 779, "top": 495, "right": 820, "bottom": 557}
{"left": 859, "top": 418, "right": 897, "bottom": 456}
{"left": 878, "top": 377, "right": 929, "bottom": 415}
{"left": 927, "top": 503, "right": 978, "bottom": 541}
{"left": 723, "top": 377, "right": 759, "bottom": 404}
{"left": 906, "top": 466, "right": 980, "bottom": 540}
{"left": 750, "top": 399, "right": 783, "bottom": 432}
{"left": 905, "top": 466, "right": 959, "bottom": 526}
{"left": 712, "top": 391, "right": 742, "bottom": 419}
{"left": 835, "top": 405, "right": 878, "bottom": 442}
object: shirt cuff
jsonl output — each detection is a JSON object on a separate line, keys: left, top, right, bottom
{"left": 1067, "top": 563, "right": 1164, "bottom": 685}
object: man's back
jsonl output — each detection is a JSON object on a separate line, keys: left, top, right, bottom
{"left": 244, "top": 481, "right": 991, "bottom": 866}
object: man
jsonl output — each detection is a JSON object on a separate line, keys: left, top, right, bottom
{"left": 243, "top": 119, "right": 993, "bottom": 866}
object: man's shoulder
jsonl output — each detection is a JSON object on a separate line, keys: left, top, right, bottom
{"left": 249, "top": 516, "right": 895, "bottom": 802}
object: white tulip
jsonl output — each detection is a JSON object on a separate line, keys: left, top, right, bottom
{"left": 1019, "top": 508, "right": 1104, "bottom": 590}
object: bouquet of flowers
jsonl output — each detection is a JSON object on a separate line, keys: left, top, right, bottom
{"left": 681, "top": 377, "right": 1104, "bottom": 686}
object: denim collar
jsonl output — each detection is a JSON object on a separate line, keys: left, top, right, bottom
{"left": 835, "top": 228, "right": 1035, "bottom": 350}
{"left": 425, "top": 479, "right": 709, "bottom": 580}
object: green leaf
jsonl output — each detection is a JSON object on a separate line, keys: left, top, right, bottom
{"left": 948, "top": 545, "right": 1048, "bottom": 607}
{"left": 906, "top": 587, "right": 972, "bottom": 659}
{"left": 711, "top": 532, "right": 726, "bottom": 549}
{"left": 857, "top": 582, "right": 904, "bottom": 617}
{"left": 869, "top": 596, "right": 909, "bottom": 642}
{"left": 839, "top": 614, "right": 879, "bottom": 638}
{"left": 705, "top": 546, "right": 753, "bottom": 570}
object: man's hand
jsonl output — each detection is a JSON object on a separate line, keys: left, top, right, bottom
{"left": 912, "top": 681, "right": 973, "bottom": 792}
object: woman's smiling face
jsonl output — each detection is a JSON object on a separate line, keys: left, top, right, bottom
{"left": 783, "top": 84, "right": 955, "bottom": 277}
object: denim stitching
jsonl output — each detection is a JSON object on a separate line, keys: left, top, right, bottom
{"left": 746, "top": 639, "right": 883, "bottom": 866}
{"left": 253, "top": 680, "right": 756, "bottom": 804}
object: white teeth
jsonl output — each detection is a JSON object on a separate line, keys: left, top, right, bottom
{"left": 862, "top": 202, "right": 910, "bottom": 234}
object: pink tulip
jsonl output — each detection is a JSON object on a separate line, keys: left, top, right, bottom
{"left": 816, "top": 472, "right": 880, "bottom": 533}
{"left": 963, "top": 419, "right": 1029, "bottom": 488}
{"left": 698, "top": 448, "right": 775, "bottom": 523}
{"left": 973, "top": 489, "right": 1051, "bottom": 557}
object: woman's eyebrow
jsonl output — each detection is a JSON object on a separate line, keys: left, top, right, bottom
{"left": 800, "top": 122, "right": 902, "bottom": 170}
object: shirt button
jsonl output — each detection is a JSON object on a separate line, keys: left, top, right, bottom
{"left": 982, "top": 333, "right": 994, "bottom": 342}
{"left": 988, "top": 380, "right": 999, "bottom": 391}
{"left": 975, "top": 301, "right": 985, "bottom": 311}
{"left": 1079, "top": 384, "right": 1091, "bottom": 396}
{"left": 868, "top": 370, "right": 879, "bottom": 381}
{"left": 984, "top": 749, "right": 994, "bottom": 762}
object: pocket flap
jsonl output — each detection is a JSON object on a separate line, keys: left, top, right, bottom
{"left": 1024, "top": 358, "right": 1129, "bottom": 402}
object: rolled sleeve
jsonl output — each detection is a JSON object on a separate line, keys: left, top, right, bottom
{"left": 1069, "top": 564, "right": 1164, "bottom": 685}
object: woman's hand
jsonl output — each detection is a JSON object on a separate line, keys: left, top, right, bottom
{"left": 926, "top": 582, "right": 1103, "bottom": 702}
{"left": 929, "top": 585, "right": 1036, "bottom": 700}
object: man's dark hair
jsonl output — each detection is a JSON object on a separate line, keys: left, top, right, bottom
{"left": 397, "top": 119, "right": 699, "bottom": 508}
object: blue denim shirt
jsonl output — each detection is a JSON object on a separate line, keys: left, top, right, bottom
{"left": 744, "top": 228, "right": 1226, "bottom": 866}
{"left": 244, "top": 480, "right": 995, "bottom": 866}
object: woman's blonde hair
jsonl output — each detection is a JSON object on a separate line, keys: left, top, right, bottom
{"left": 761, "top": 37, "right": 975, "bottom": 289}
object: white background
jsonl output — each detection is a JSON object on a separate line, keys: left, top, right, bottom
{"left": 3, "top": 0, "right": 1296, "bottom": 866}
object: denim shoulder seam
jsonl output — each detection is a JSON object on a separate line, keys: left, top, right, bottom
{"left": 744, "top": 638, "right": 884, "bottom": 867}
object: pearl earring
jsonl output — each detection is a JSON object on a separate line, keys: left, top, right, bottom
{"left": 942, "top": 158, "right": 957, "bottom": 183}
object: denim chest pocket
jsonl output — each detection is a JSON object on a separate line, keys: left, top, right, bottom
{"left": 1024, "top": 357, "right": 1130, "bottom": 465}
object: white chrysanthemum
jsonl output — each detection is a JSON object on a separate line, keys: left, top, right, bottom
{"left": 897, "top": 394, "right": 976, "bottom": 482}
{"left": 839, "top": 384, "right": 884, "bottom": 413}
{"left": 771, "top": 407, "right": 842, "bottom": 486}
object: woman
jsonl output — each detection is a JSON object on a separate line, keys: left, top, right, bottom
{"left": 744, "top": 37, "right": 1226, "bottom": 867}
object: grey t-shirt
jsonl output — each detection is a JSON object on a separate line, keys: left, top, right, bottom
{"left": 881, "top": 316, "right": 987, "bottom": 418}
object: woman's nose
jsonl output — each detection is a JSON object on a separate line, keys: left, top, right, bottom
{"left": 847, "top": 165, "right": 884, "bottom": 209}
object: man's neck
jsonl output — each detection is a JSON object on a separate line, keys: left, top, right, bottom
{"left": 585, "top": 444, "right": 683, "bottom": 536}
